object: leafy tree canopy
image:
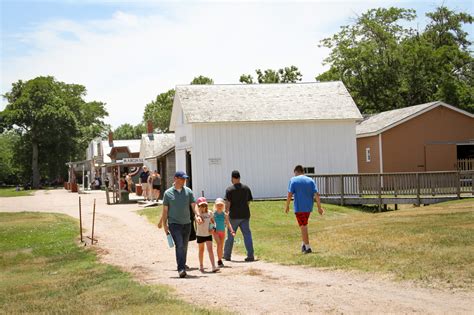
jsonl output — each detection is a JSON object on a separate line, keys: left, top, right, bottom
{"left": 190, "top": 75, "right": 214, "bottom": 85}
{"left": 113, "top": 123, "right": 146, "bottom": 140}
{"left": 143, "top": 89, "right": 175, "bottom": 133}
{"left": 240, "top": 66, "right": 302, "bottom": 84}
{"left": 1, "top": 76, "right": 108, "bottom": 187}
{"left": 316, "top": 6, "right": 473, "bottom": 113}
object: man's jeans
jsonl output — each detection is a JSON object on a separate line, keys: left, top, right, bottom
{"left": 168, "top": 223, "right": 191, "bottom": 271}
{"left": 224, "top": 218, "right": 254, "bottom": 260}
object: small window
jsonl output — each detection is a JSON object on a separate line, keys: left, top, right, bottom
{"left": 303, "top": 167, "right": 315, "bottom": 174}
{"left": 366, "top": 147, "right": 371, "bottom": 162}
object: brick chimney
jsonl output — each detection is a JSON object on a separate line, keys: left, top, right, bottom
{"left": 147, "top": 120, "right": 153, "bottom": 134}
{"left": 108, "top": 131, "right": 113, "bottom": 147}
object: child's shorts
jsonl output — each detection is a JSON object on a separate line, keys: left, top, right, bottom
{"left": 215, "top": 231, "right": 225, "bottom": 239}
{"left": 197, "top": 235, "right": 213, "bottom": 243}
{"left": 295, "top": 212, "right": 311, "bottom": 226}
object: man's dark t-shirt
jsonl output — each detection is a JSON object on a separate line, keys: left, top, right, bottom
{"left": 225, "top": 183, "right": 253, "bottom": 219}
{"left": 140, "top": 171, "right": 149, "bottom": 183}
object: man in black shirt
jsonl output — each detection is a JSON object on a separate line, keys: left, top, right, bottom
{"left": 223, "top": 170, "right": 255, "bottom": 262}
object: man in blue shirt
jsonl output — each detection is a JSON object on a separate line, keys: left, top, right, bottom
{"left": 285, "top": 165, "right": 324, "bottom": 254}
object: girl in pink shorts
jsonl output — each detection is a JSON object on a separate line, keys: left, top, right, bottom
{"left": 213, "top": 198, "right": 235, "bottom": 267}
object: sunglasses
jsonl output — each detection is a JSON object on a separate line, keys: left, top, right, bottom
{"left": 198, "top": 204, "right": 208, "bottom": 208}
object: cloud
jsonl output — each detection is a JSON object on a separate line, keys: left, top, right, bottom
{"left": 1, "top": 1, "right": 399, "bottom": 127}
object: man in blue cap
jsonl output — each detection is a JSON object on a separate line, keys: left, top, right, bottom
{"left": 162, "top": 171, "right": 201, "bottom": 278}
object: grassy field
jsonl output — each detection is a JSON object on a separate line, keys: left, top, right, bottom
{"left": 0, "top": 212, "right": 221, "bottom": 314}
{"left": 0, "top": 187, "right": 33, "bottom": 197}
{"left": 139, "top": 199, "right": 474, "bottom": 289}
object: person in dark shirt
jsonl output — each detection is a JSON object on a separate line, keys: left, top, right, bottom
{"left": 223, "top": 170, "right": 255, "bottom": 262}
{"left": 139, "top": 166, "right": 150, "bottom": 201}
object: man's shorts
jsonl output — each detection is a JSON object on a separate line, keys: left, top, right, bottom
{"left": 295, "top": 212, "right": 311, "bottom": 226}
{"left": 197, "top": 235, "right": 213, "bottom": 243}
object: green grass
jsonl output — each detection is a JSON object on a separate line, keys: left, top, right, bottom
{"left": 0, "top": 187, "right": 33, "bottom": 197}
{"left": 139, "top": 199, "right": 474, "bottom": 289}
{"left": 0, "top": 212, "right": 221, "bottom": 314}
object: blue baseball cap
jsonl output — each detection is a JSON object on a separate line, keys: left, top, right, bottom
{"left": 174, "top": 171, "right": 189, "bottom": 179}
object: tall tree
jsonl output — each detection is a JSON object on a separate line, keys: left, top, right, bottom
{"left": 143, "top": 89, "right": 175, "bottom": 133}
{"left": 0, "top": 131, "right": 21, "bottom": 185}
{"left": 191, "top": 75, "right": 214, "bottom": 85}
{"left": 2, "top": 76, "right": 108, "bottom": 188}
{"left": 113, "top": 123, "right": 146, "bottom": 139}
{"left": 316, "top": 6, "right": 473, "bottom": 113}
{"left": 240, "top": 65, "right": 302, "bottom": 84}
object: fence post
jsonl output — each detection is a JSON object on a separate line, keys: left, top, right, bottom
{"left": 456, "top": 171, "right": 461, "bottom": 199}
{"left": 416, "top": 173, "right": 421, "bottom": 206}
{"left": 378, "top": 173, "right": 382, "bottom": 212}
{"left": 340, "top": 175, "right": 344, "bottom": 206}
{"left": 472, "top": 172, "right": 474, "bottom": 196}
{"left": 105, "top": 186, "right": 110, "bottom": 205}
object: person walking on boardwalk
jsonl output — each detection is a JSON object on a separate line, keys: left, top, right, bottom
{"left": 285, "top": 165, "right": 324, "bottom": 254}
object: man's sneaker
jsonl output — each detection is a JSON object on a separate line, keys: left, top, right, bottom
{"left": 218, "top": 260, "right": 224, "bottom": 267}
{"left": 304, "top": 248, "right": 312, "bottom": 254}
{"left": 244, "top": 257, "right": 255, "bottom": 262}
{"left": 178, "top": 270, "right": 187, "bottom": 278}
{"left": 223, "top": 257, "right": 231, "bottom": 261}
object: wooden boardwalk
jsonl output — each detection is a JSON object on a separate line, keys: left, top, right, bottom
{"left": 310, "top": 171, "right": 474, "bottom": 210}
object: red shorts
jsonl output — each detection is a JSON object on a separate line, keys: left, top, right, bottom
{"left": 295, "top": 212, "right": 310, "bottom": 226}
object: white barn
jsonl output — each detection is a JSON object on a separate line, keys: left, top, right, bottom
{"left": 170, "top": 81, "right": 362, "bottom": 199}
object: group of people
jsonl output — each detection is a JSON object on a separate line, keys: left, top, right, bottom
{"left": 139, "top": 166, "right": 162, "bottom": 202}
{"left": 159, "top": 165, "right": 324, "bottom": 278}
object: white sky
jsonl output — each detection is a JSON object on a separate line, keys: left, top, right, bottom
{"left": 1, "top": 1, "right": 472, "bottom": 128}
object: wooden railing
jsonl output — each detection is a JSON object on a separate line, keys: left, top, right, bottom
{"left": 309, "top": 171, "right": 474, "bottom": 205}
{"left": 458, "top": 159, "right": 474, "bottom": 171}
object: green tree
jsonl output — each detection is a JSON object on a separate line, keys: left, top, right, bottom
{"left": 316, "top": 6, "right": 473, "bottom": 113}
{"left": 143, "top": 89, "right": 175, "bottom": 133}
{"left": 113, "top": 123, "right": 146, "bottom": 139}
{"left": 2, "top": 76, "right": 108, "bottom": 188}
{"left": 0, "top": 131, "right": 21, "bottom": 184}
{"left": 190, "top": 75, "right": 214, "bottom": 85}
{"left": 240, "top": 66, "right": 302, "bottom": 84}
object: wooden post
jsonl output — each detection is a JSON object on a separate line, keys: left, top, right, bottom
{"left": 105, "top": 186, "right": 110, "bottom": 205}
{"left": 456, "top": 171, "right": 461, "bottom": 199}
{"left": 79, "top": 196, "right": 83, "bottom": 242}
{"left": 471, "top": 172, "right": 474, "bottom": 196}
{"left": 91, "top": 199, "right": 96, "bottom": 244}
{"left": 378, "top": 173, "right": 382, "bottom": 212}
{"left": 340, "top": 175, "right": 344, "bottom": 206}
{"left": 416, "top": 173, "right": 421, "bottom": 206}
{"left": 325, "top": 177, "right": 329, "bottom": 197}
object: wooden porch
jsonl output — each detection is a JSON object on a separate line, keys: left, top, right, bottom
{"left": 309, "top": 171, "right": 474, "bottom": 210}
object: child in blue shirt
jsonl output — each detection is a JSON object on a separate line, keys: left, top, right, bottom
{"left": 213, "top": 198, "right": 235, "bottom": 267}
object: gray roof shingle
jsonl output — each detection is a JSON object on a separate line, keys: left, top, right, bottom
{"left": 139, "top": 133, "right": 175, "bottom": 159}
{"left": 355, "top": 101, "right": 472, "bottom": 137}
{"left": 173, "top": 81, "right": 362, "bottom": 126}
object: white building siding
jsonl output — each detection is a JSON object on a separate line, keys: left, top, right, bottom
{"left": 190, "top": 120, "right": 358, "bottom": 199}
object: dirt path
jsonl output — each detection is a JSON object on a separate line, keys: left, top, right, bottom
{"left": 1, "top": 190, "right": 473, "bottom": 314}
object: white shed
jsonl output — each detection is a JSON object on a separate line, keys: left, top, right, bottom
{"left": 170, "top": 81, "right": 362, "bottom": 199}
